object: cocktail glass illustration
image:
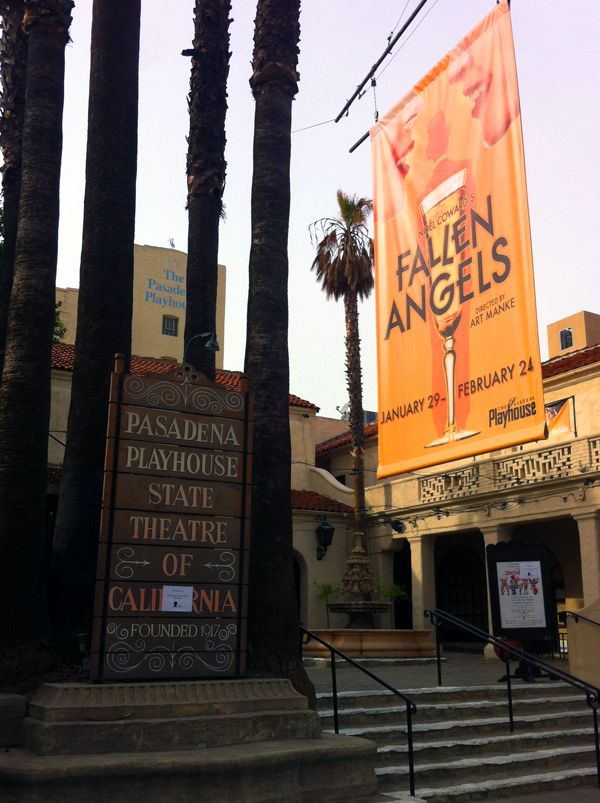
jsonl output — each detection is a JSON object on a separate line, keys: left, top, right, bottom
{"left": 420, "top": 170, "right": 480, "bottom": 447}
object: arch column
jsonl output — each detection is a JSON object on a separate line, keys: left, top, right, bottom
{"left": 480, "top": 523, "right": 513, "bottom": 658}
{"left": 573, "top": 511, "right": 600, "bottom": 606}
{"left": 407, "top": 534, "right": 436, "bottom": 630}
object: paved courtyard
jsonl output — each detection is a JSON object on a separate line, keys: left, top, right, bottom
{"left": 306, "top": 652, "right": 572, "bottom": 694}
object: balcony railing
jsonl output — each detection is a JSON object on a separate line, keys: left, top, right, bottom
{"left": 417, "top": 434, "right": 599, "bottom": 504}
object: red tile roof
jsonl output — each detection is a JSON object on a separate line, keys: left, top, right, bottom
{"left": 47, "top": 465, "right": 62, "bottom": 486}
{"left": 291, "top": 489, "right": 353, "bottom": 513}
{"left": 289, "top": 394, "right": 319, "bottom": 410}
{"left": 316, "top": 421, "right": 379, "bottom": 455}
{"left": 542, "top": 343, "right": 600, "bottom": 380}
{"left": 51, "top": 344, "right": 318, "bottom": 409}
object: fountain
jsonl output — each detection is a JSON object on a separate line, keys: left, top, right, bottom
{"left": 304, "top": 531, "right": 436, "bottom": 660}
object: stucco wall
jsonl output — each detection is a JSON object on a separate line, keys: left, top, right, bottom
{"left": 547, "top": 311, "right": 600, "bottom": 359}
{"left": 55, "top": 244, "right": 225, "bottom": 368}
{"left": 48, "top": 371, "right": 72, "bottom": 465}
{"left": 293, "top": 513, "right": 354, "bottom": 629}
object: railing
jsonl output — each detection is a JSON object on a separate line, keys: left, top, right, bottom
{"left": 300, "top": 625, "right": 417, "bottom": 797}
{"left": 566, "top": 610, "right": 600, "bottom": 628}
{"left": 416, "top": 434, "right": 600, "bottom": 504}
{"left": 425, "top": 608, "right": 600, "bottom": 786}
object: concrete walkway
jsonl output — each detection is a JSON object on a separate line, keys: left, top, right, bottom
{"left": 306, "top": 652, "right": 571, "bottom": 694}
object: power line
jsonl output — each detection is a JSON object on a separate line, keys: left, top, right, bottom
{"left": 389, "top": 0, "right": 412, "bottom": 42}
{"left": 291, "top": 118, "right": 336, "bottom": 135}
{"left": 378, "top": 0, "right": 443, "bottom": 80}
{"left": 335, "top": 0, "right": 433, "bottom": 123}
{"left": 349, "top": 0, "right": 444, "bottom": 153}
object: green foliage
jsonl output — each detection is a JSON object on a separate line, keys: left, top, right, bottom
{"left": 374, "top": 582, "right": 409, "bottom": 602}
{"left": 53, "top": 301, "right": 67, "bottom": 344}
{"left": 578, "top": 461, "right": 589, "bottom": 474}
{"left": 313, "top": 581, "right": 341, "bottom": 602}
{"left": 309, "top": 190, "right": 374, "bottom": 302}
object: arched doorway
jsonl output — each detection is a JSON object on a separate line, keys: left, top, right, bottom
{"left": 393, "top": 541, "right": 413, "bottom": 629}
{"left": 437, "top": 545, "right": 488, "bottom": 643}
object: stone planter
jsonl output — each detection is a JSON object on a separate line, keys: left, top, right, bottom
{"left": 302, "top": 629, "right": 436, "bottom": 659}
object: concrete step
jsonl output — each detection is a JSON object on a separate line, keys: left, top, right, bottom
{"left": 395, "top": 766, "right": 598, "bottom": 803}
{"left": 377, "top": 743, "right": 597, "bottom": 787}
{"left": 0, "top": 733, "right": 378, "bottom": 803}
{"left": 376, "top": 726, "right": 596, "bottom": 765}
{"left": 316, "top": 682, "right": 579, "bottom": 711}
{"left": 24, "top": 708, "right": 322, "bottom": 757}
{"left": 319, "top": 694, "right": 588, "bottom": 727}
{"left": 317, "top": 675, "right": 599, "bottom": 803}
{"left": 325, "top": 708, "right": 592, "bottom": 744}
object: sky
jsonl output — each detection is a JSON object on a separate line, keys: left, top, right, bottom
{"left": 56, "top": 0, "right": 600, "bottom": 419}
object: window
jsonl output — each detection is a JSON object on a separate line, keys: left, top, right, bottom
{"left": 162, "top": 316, "right": 178, "bottom": 337}
{"left": 559, "top": 327, "right": 573, "bottom": 350}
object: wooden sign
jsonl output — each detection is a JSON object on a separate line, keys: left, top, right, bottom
{"left": 90, "top": 358, "right": 252, "bottom": 681}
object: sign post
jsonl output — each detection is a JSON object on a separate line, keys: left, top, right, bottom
{"left": 90, "top": 356, "right": 252, "bottom": 681}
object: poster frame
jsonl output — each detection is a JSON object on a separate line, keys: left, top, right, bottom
{"left": 545, "top": 395, "right": 577, "bottom": 439}
{"left": 486, "top": 540, "right": 555, "bottom": 640}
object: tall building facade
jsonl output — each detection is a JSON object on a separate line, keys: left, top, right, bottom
{"left": 56, "top": 244, "right": 226, "bottom": 367}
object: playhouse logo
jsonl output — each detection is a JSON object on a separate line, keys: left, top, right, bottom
{"left": 489, "top": 397, "right": 536, "bottom": 429}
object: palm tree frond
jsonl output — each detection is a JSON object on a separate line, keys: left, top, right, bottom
{"left": 310, "top": 190, "right": 374, "bottom": 301}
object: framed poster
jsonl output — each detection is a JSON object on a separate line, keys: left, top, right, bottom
{"left": 545, "top": 396, "right": 576, "bottom": 440}
{"left": 487, "top": 540, "right": 555, "bottom": 639}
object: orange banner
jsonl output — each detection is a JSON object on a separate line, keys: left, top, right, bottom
{"left": 371, "top": 1, "right": 546, "bottom": 477}
{"left": 545, "top": 398, "right": 575, "bottom": 440}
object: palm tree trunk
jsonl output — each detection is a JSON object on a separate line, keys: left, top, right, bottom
{"left": 245, "top": 0, "right": 314, "bottom": 704}
{"left": 0, "top": 1, "right": 27, "bottom": 383}
{"left": 344, "top": 289, "right": 367, "bottom": 547}
{"left": 51, "top": 0, "right": 140, "bottom": 647}
{"left": 0, "top": 0, "right": 73, "bottom": 682}
{"left": 183, "top": 0, "right": 231, "bottom": 380}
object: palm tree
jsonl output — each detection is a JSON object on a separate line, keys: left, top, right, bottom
{"left": 0, "top": 0, "right": 27, "bottom": 382}
{"left": 51, "top": 0, "right": 141, "bottom": 645}
{"left": 245, "top": 0, "right": 314, "bottom": 703}
{"left": 182, "top": 0, "right": 231, "bottom": 380}
{"left": 310, "top": 191, "right": 375, "bottom": 594}
{"left": 0, "top": 0, "right": 74, "bottom": 682}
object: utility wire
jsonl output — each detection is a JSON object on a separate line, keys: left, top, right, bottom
{"left": 389, "top": 0, "right": 412, "bottom": 42}
{"left": 378, "top": 0, "right": 443, "bottom": 79}
{"left": 335, "top": 0, "right": 432, "bottom": 123}
{"left": 292, "top": 0, "right": 437, "bottom": 139}
{"left": 291, "top": 118, "right": 336, "bottom": 134}
{"left": 349, "top": 0, "right": 444, "bottom": 153}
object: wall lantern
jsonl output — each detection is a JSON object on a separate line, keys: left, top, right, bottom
{"left": 316, "top": 518, "right": 335, "bottom": 560}
{"left": 390, "top": 520, "right": 406, "bottom": 534}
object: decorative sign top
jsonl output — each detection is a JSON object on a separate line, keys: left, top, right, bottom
{"left": 91, "top": 359, "right": 252, "bottom": 682}
{"left": 121, "top": 364, "right": 248, "bottom": 419}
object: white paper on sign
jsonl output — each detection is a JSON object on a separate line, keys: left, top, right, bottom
{"left": 161, "top": 585, "right": 194, "bottom": 612}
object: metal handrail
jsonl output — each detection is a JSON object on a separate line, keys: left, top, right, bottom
{"left": 566, "top": 610, "right": 600, "bottom": 628}
{"left": 425, "top": 608, "right": 600, "bottom": 786}
{"left": 300, "top": 625, "right": 417, "bottom": 797}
